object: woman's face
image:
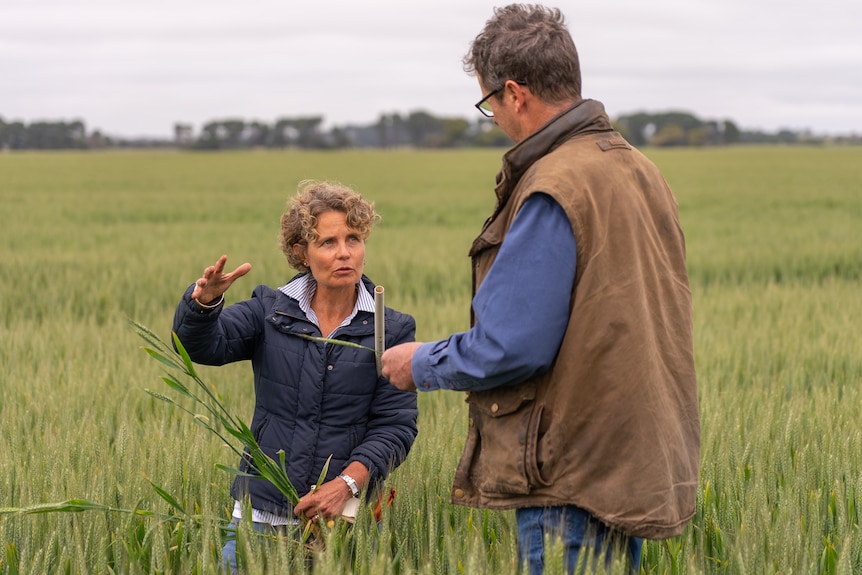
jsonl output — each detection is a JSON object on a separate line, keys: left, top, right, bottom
{"left": 295, "top": 210, "right": 365, "bottom": 292}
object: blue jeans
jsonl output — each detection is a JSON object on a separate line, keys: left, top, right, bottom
{"left": 221, "top": 518, "right": 296, "bottom": 574}
{"left": 515, "top": 506, "right": 643, "bottom": 574}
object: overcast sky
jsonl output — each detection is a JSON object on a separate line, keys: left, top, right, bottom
{"left": 2, "top": 0, "right": 860, "bottom": 138}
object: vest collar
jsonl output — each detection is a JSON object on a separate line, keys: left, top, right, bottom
{"left": 493, "top": 99, "right": 613, "bottom": 216}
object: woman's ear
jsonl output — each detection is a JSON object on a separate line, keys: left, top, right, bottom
{"left": 293, "top": 244, "right": 307, "bottom": 265}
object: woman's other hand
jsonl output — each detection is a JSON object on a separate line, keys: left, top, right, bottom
{"left": 295, "top": 478, "right": 354, "bottom": 521}
{"left": 191, "top": 254, "right": 252, "bottom": 304}
{"left": 295, "top": 463, "right": 369, "bottom": 521}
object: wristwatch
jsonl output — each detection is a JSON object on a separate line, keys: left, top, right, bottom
{"left": 338, "top": 473, "right": 360, "bottom": 498}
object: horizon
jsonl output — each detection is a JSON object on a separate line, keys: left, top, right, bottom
{"left": 2, "top": 105, "right": 849, "bottom": 142}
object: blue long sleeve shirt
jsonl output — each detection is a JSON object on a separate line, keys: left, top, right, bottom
{"left": 412, "top": 193, "right": 577, "bottom": 391}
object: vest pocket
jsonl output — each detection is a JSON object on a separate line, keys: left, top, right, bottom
{"left": 524, "top": 404, "right": 551, "bottom": 488}
{"left": 467, "top": 385, "right": 536, "bottom": 496}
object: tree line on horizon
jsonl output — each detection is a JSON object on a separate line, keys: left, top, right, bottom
{"left": 1, "top": 111, "right": 858, "bottom": 151}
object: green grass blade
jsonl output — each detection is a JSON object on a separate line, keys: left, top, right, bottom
{"left": 135, "top": 322, "right": 304, "bottom": 509}
{"left": 0, "top": 499, "right": 166, "bottom": 521}
{"left": 292, "top": 333, "right": 375, "bottom": 352}
{"left": 159, "top": 374, "right": 195, "bottom": 400}
{"left": 214, "top": 464, "right": 257, "bottom": 478}
{"left": 0, "top": 499, "right": 109, "bottom": 515}
{"left": 142, "top": 347, "right": 184, "bottom": 371}
{"left": 314, "top": 455, "right": 333, "bottom": 491}
{"left": 171, "top": 332, "right": 198, "bottom": 378}
{"left": 145, "top": 479, "right": 186, "bottom": 515}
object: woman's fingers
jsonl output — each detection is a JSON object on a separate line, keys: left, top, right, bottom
{"left": 190, "top": 256, "right": 251, "bottom": 302}
{"left": 227, "top": 262, "right": 253, "bottom": 281}
{"left": 295, "top": 481, "right": 349, "bottom": 520}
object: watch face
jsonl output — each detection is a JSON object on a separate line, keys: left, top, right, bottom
{"left": 340, "top": 474, "right": 359, "bottom": 497}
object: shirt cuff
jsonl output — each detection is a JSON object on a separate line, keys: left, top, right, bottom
{"left": 410, "top": 340, "right": 452, "bottom": 391}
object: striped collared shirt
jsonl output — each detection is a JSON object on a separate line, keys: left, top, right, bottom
{"left": 278, "top": 273, "right": 376, "bottom": 337}
{"left": 233, "top": 274, "right": 376, "bottom": 525}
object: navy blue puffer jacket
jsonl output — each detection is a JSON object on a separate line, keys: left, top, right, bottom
{"left": 172, "top": 274, "right": 418, "bottom": 516}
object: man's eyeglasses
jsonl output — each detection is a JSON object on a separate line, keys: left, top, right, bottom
{"left": 474, "top": 81, "right": 527, "bottom": 118}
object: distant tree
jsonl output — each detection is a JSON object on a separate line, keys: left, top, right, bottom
{"left": 376, "top": 114, "right": 392, "bottom": 148}
{"left": 650, "top": 123, "right": 688, "bottom": 147}
{"left": 293, "top": 117, "right": 325, "bottom": 148}
{"left": 271, "top": 119, "right": 292, "bottom": 147}
{"left": 269, "top": 117, "right": 324, "bottom": 148}
{"left": 192, "top": 119, "right": 250, "bottom": 149}
{"left": 243, "top": 122, "right": 270, "bottom": 147}
{"left": 391, "top": 114, "right": 407, "bottom": 146}
{"left": 174, "top": 123, "right": 194, "bottom": 146}
{"left": 723, "top": 120, "right": 740, "bottom": 144}
{"left": 439, "top": 118, "right": 471, "bottom": 147}
{"left": 220, "top": 119, "right": 246, "bottom": 148}
{"left": 195, "top": 121, "right": 224, "bottom": 149}
{"left": 68, "top": 120, "right": 86, "bottom": 144}
{"left": 328, "top": 126, "right": 352, "bottom": 149}
{"left": 776, "top": 129, "right": 799, "bottom": 144}
{"left": 27, "top": 123, "right": 49, "bottom": 148}
{"left": 24, "top": 120, "right": 86, "bottom": 149}
{"left": 3, "top": 121, "right": 28, "bottom": 149}
{"left": 87, "top": 130, "right": 110, "bottom": 149}
{"left": 405, "top": 111, "right": 442, "bottom": 147}
{"left": 614, "top": 112, "right": 652, "bottom": 146}
{"left": 686, "top": 126, "right": 712, "bottom": 146}
{"left": 376, "top": 113, "right": 411, "bottom": 148}
{"left": 474, "top": 126, "right": 511, "bottom": 147}
{"left": 658, "top": 112, "right": 702, "bottom": 131}
{"left": 611, "top": 119, "right": 633, "bottom": 143}
{"left": 615, "top": 111, "right": 703, "bottom": 147}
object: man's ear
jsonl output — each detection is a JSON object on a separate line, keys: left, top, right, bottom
{"left": 505, "top": 80, "right": 528, "bottom": 112}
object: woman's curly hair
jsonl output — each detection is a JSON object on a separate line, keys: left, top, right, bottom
{"left": 280, "top": 180, "right": 381, "bottom": 273}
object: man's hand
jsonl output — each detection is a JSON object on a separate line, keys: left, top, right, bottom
{"left": 191, "top": 254, "right": 252, "bottom": 303}
{"left": 381, "top": 342, "right": 423, "bottom": 391}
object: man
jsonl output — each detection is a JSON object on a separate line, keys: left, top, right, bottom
{"left": 381, "top": 4, "right": 699, "bottom": 573}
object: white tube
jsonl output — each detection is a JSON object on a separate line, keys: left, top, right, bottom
{"left": 374, "top": 285, "right": 385, "bottom": 375}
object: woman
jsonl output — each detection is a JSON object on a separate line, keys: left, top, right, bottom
{"left": 172, "top": 180, "right": 418, "bottom": 569}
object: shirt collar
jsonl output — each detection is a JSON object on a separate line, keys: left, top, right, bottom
{"left": 279, "top": 274, "right": 376, "bottom": 335}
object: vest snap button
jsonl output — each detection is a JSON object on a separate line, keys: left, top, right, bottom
{"left": 491, "top": 403, "right": 499, "bottom": 413}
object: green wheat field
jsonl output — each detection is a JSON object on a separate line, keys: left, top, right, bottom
{"left": 1, "top": 146, "right": 861, "bottom": 574}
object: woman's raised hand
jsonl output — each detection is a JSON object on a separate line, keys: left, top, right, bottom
{"left": 191, "top": 254, "right": 252, "bottom": 304}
